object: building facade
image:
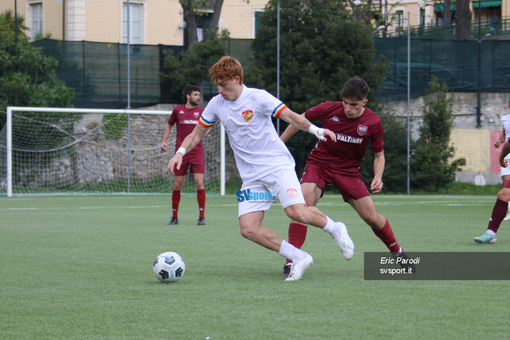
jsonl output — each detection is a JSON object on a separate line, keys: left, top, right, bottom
{"left": 1, "top": 0, "right": 268, "bottom": 44}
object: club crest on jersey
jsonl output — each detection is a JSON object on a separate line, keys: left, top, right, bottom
{"left": 242, "top": 110, "right": 253, "bottom": 123}
{"left": 194, "top": 112, "right": 200, "bottom": 118}
{"left": 357, "top": 124, "right": 368, "bottom": 136}
{"left": 287, "top": 188, "right": 298, "bottom": 199}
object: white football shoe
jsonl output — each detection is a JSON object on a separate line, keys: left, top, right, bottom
{"left": 334, "top": 222, "right": 354, "bottom": 260}
{"left": 285, "top": 254, "right": 313, "bottom": 282}
{"left": 504, "top": 211, "right": 510, "bottom": 221}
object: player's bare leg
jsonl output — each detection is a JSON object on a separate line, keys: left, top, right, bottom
{"left": 349, "top": 196, "right": 386, "bottom": 230}
{"left": 350, "top": 196, "right": 414, "bottom": 272}
{"left": 239, "top": 211, "right": 283, "bottom": 251}
{"left": 350, "top": 196, "right": 399, "bottom": 253}
{"left": 502, "top": 175, "right": 510, "bottom": 221}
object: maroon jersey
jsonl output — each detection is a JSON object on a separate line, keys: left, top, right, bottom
{"left": 168, "top": 104, "right": 204, "bottom": 155}
{"left": 305, "top": 101, "right": 384, "bottom": 174}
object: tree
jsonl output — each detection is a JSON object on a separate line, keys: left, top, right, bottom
{"left": 410, "top": 76, "right": 466, "bottom": 191}
{"left": 249, "top": 0, "right": 387, "bottom": 113}
{"left": 432, "top": 0, "right": 453, "bottom": 38}
{"left": 0, "top": 9, "right": 28, "bottom": 42}
{"left": 455, "top": 0, "right": 472, "bottom": 40}
{"left": 180, "top": 0, "right": 224, "bottom": 45}
{"left": 372, "top": 0, "right": 403, "bottom": 37}
{"left": 0, "top": 10, "right": 73, "bottom": 131}
{"left": 359, "top": 100, "right": 411, "bottom": 193}
{"left": 160, "top": 29, "right": 229, "bottom": 102}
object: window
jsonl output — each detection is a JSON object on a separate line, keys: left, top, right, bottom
{"left": 395, "top": 10, "right": 404, "bottom": 28}
{"left": 197, "top": 13, "right": 213, "bottom": 42}
{"left": 420, "top": 8, "right": 426, "bottom": 26}
{"left": 488, "top": 7, "right": 501, "bottom": 21}
{"left": 122, "top": 3, "right": 143, "bottom": 44}
{"left": 31, "top": 3, "right": 43, "bottom": 39}
{"left": 254, "top": 11, "right": 263, "bottom": 38}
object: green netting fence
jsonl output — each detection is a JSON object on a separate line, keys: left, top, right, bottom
{"left": 374, "top": 37, "right": 510, "bottom": 100}
{"left": 32, "top": 37, "right": 510, "bottom": 107}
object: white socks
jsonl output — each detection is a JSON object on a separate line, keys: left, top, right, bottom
{"left": 279, "top": 240, "right": 307, "bottom": 263}
{"left": 322, "top": 216, "right": 341, "bottom": 239}
{"left": 487, "top": 230, "right": 497, "bottom": 236}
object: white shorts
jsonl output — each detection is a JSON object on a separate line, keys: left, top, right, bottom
{"left": 502, "top": 154, "right": 510, "bottom": 177}
{"left": 237, "top": 168, "right": 305, "bottom": 218}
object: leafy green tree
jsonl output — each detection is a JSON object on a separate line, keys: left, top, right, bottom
{"left": 0, "top": 10, "right": 73, "bottom": 131}
{"left": 0, "top": 9, "right": 28, "bottom": 41}
{"left": 410, "top": 75, "right": 466, "bottom": 191}
{"left": 160, "top": 29, "right": 229, "bottom": 100}
{"left": 248, "top": 0, "right": 387, "bottom": 113}
{"left": 359, "top": 100, "right": 411, "bottom": 193}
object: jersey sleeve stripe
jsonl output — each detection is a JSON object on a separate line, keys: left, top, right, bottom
{"left": 199, "top": 116, "right": 215, "bottom": 128}
{"left": 272, "top": 103, "right": 287, "bottom": 118}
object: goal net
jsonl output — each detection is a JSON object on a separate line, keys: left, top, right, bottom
{"left": 0, "top": 107, "right": 223, "bottom": 196}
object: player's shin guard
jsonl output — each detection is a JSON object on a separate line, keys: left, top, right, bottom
{"left": 488, "top": 199, "right": 508, "bottom": 234}
{"left": 172, "top": 190, "right": 181, "bottom": 218}
{"left": 372, "top": 219, "right": 400, "bottom": 253}
{"left": 197, "top": 189, "right": 206, "bottom": 218}
{"left": 286, "top": 222, "right": 308, "bottom": 265}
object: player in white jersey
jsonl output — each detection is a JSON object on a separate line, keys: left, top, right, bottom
{"left": 168, "top": 56, "right": 354, "bottom": 281}
{"left": 494, "top": 100, "right": 510, "bottom": 220}
{"left": 474, "top": 99, "right": 510, "bottom": 244}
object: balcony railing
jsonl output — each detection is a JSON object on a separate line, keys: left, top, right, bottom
{"left": 380, "top": 17, "right": 510, "bottom": 39}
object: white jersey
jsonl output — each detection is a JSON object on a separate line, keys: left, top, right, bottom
{"left": 199, "top": 85, "right": 295, "bottom": 183}
{"left": 502, "top": 114, "right": 510, "bottom": 141}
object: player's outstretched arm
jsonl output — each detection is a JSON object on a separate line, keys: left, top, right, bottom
{"left": 495, "top": 130, "right": 505, "bottom": 148}
{"left": 161, "top": 123, "right": 173, "bottom": 152}
{"left": 167, "top": 124, "right": 209, "bottom": 175}
{"left": 279, "top": 112, "right": 304, "bottom": 143}
{"left": 371, "top": 151, "right": 385, "bottom": 194}
{"left": 279, "top": 108, "right": 336, "bottom": 142}
{"left": 500, "top": 141, "right": 510, "bottom": 167}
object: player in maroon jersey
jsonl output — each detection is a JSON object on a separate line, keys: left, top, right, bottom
{"left": 280, "top": 76, "right": 414, "bottom": 276}
{"left": 161, "top": 85, "right": 206, "bottom": 225}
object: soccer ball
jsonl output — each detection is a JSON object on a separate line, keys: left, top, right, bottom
{"left": 153, "top": 252, "right": 185, "bottom": 283}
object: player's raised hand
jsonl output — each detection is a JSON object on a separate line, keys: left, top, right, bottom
{"left": 168, "top": 154, "right": 183, "bottom": 175}
{"left": 370, "top": 178, "right": 383, "bottom": 194}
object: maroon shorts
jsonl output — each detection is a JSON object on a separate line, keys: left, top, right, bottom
{"left": 300, "top": 163, "right": 370, "bottom": 202}
{"left": 174, "top": 151, "right": 205, "bottom": 176}
{"left": 504, "top": 178, "right": 510, "bottom": 189}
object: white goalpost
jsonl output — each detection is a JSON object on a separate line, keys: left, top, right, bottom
{"left": 1, "top": 107, "right": 225, "bottom": 197}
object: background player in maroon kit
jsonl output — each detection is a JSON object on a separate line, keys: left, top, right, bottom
{"left": 161, "top": 85, "right": 206, "bottom": 225}
{"left": 279, "top": 76, "right": 413, "bottom": 276}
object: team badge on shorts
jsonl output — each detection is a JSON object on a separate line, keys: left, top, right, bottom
{"left": 242, "top": 110, "right": 253, "bottom": 123}
{"left": 357, "top": 124, "right": 368, "bottom": 136}
{"left": 287, "top": 188, "right": 298, "bottom": 199}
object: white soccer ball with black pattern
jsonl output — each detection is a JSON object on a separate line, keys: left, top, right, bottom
{"left": 153, "top": 252, "right": 185, "bottom": 283}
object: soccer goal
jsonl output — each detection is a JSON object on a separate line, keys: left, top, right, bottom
{"left": 1, "top": 107, "right": 226, "bottom": 197}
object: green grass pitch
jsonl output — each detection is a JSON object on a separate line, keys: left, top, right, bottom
{"left": 1, "top": 194, "right": 510, "bottom": 339}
